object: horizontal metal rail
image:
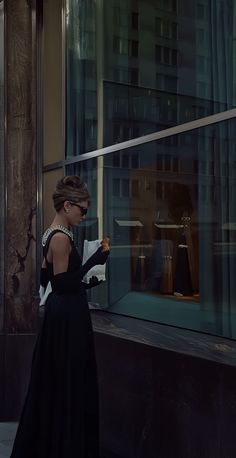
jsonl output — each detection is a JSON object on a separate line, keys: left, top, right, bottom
{"left": 43, "top": 108, "right": 236, "bottom": 172}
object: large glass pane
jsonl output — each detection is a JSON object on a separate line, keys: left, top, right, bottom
{"left": 0, "top": 0, "right": 4, "bottom": 329}
{"left": 68, "top": 118, "right": 236, "bottom": 339}
{"left": 66, "top": 0, "right": 97, "bottom": 156}
{"left": 66, "top": 0, "right": 236, "bottom": 156}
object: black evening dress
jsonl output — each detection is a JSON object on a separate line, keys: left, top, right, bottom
{"left": 11, "top": 228, "right": 108, "bottom": 458}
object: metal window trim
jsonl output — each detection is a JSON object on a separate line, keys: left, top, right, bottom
{"left": 36, "top": 0, "right": 44, "bottom": 276}
{"left": 43, "top": 108, "right": 236, "bottom": 171}
{"left": 61, "top": 0, "right": 66, "bottom": 158}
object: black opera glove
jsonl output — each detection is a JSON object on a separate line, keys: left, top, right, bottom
{"left": 51, "top": 271, "right": 85, "bottom": 294}
{"left": 40, "top": 267, "right": 49, "bottom": 287}
{"left": 87, "top": 246, "right": 110, "bottom": 267}
{"left": 79, "top": 246, "right": 109, "bottom": 281}
{"left": 51, "top": 272, "right": 102, "bottom": 294}
{"left": 83, "top": 276, "right": 103, "bottom": 290}
{"left": 51, "top": 247, "right": 109, "bottom": 294}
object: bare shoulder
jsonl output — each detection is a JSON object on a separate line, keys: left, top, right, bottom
{"left": 50, "top": 232, "right": 71, "bottom": 254}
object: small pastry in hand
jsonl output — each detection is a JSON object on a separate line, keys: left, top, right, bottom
{"left": 101, "top": 237, "right": 110, "bottom": 252}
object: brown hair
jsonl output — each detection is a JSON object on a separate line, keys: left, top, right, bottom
{"left": 52, "top": 176, "right": 90, "bottom": 211}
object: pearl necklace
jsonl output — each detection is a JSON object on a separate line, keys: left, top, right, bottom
{"left": 42, "top": 225, "right": 74, "bottom": 247}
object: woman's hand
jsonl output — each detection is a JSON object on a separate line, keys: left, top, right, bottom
{"left": 101, "top": 237, "right": 110, "bottom": 252}
{"left": 84, "top": 276, "right": 103, "bottom": 289}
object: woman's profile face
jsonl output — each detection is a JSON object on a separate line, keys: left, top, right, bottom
{"left": 65, "top": 199, "right": 89, "bottom": 226}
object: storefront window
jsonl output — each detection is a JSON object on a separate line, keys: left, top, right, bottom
{"left": 66, "top": 0, "right": 236, "bottom": 156}
{"left": 68, "top": 118, "right": 236, "bottom": 339}
{"left": 63, "top": 0, "right": 236, "bottom": 340}
{"left": 0, "top": 0, "right": 4, "bottom": 329}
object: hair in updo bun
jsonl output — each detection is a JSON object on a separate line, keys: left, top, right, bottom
{"left": 52, "top": 176, "right": 90, "bottom": 211}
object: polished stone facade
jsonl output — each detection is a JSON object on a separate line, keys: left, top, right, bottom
{"left": 4, "top": 0, "right": 37, "bottom": 333}
{"left": 0, "top": 0, "right": 37, "bottom": 420}
{"left": 93, "top": 312, "right": 236, "bottom": 458}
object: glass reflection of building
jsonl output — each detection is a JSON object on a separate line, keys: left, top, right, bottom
{"left": 67, "top": 0, "right": 236, "bottom": 156}
{"left": 48, "top": 0, "right": 236, "bottom": 339}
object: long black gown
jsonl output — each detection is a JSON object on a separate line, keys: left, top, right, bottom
{"left": 11, "top": 229, "right": 105, "bottom": 458}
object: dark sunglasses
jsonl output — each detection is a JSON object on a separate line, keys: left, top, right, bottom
{"left": 69, "top": 202, "right": 88, "bottom": 216}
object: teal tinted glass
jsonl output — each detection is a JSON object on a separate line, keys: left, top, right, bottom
{"left": 66, "top": 0, "right": 236, "bottom": 156}
{"left": 68, "top": 118, "right": 236, "bottom": 339}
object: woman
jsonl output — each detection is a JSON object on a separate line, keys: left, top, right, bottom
{"left": 11, "top": 176, "right": 110, "bottom": 458}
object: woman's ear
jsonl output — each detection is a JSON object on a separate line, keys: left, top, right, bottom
{"left": 63, "top": 200, "right": 71, "bottom": 213}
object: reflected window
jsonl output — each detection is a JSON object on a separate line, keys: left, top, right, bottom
{"left": 156, "top": 0, "right": 177, "bottom": 13}
{"left": 197, "top": 28, "right": 206, "bottom": 46}
{"left": 122, "top": 179, "right": 130, "bottom": 198}
{"left": 156, "top": 45, "right": 178, "bottom": 66}
{"left": 113, "top": 178, "right": 120, "bottom": 197}
{"left": 122, "top": 153, "right": 129, "bottom": 168}
{"left": 197, "top": 3, "right": 206, "bottom": 20}
{"left": 131, "top": 154, "right": 139, "bottom": 168}
{"left": 131, "top": 179, "right": 140, "bottom": 198}
{"left": 131, "top": 12, "right": 139, "bottom": 30}
{"left": 156, "top": 17, "right": 178, "bottom": 39}
{"left": 113, "top": 153, "right": 120, "bottom": 168}
{"left": 130, "top": 40, "right": 139, "bottom": 58}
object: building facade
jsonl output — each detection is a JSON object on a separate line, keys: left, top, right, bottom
{"left": 1, "top": 0, "right": 236, "bottom": 456}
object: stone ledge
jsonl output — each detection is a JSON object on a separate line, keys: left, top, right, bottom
{"left": 91, "top": 311, "right": 236, "bottom": 368}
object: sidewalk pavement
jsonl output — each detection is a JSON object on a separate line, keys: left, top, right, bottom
{"left": 0, "top": 423, "right": 17, "bottom": 458}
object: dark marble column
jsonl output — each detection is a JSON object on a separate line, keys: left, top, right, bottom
{"left": 4, "top": 0, "right": 37, "bottom": 333}
{"left": 0, "top": 0, "right": 38, "bottom": 419}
